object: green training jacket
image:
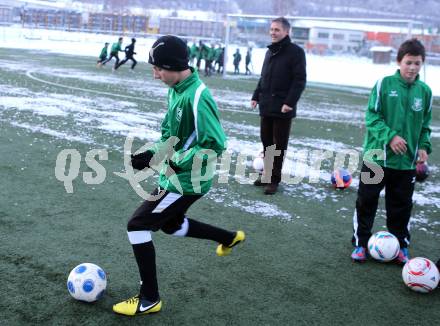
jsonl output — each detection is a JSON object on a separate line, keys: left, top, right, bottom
{"left": 99, "top": 46, "right": 107, "bottom": 59}
{"left": 150, "top": 68, "right": 226, "bottom": 194}
{"left": 111, "top": 42, "right": 122, "bottom": 54}
{"left": 363, "top": 70, "right": 432, "bottom": 170}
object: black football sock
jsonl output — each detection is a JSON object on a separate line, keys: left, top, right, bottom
{"left": 132, "top": 241, "right": 159, "bottom": 302}
{"left": 186, "top": 218, "right": 235, "bottom": 245}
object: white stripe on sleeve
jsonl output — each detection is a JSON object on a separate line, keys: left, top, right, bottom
{"left": 192, "top": 83, "right": 206, "bottom": 140}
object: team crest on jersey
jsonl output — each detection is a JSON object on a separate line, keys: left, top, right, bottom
{"left": 388, "top": 90, "right": 398, "bottom": 97}
{"left": 176, "top": 107, "right": 183, "bottom": 122}
{"left": 411, "top": 98, "right": 423, "bottom": 111}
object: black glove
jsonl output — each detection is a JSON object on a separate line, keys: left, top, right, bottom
{"left": 130, "top": 150, "right": 154, "bottom": 170}
{"left": 167, "top": 159, "right": 182, "bottom": 175}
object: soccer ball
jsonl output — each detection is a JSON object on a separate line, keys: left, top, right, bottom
{"left": 252, "top": 156, "right": 264, "bottom": 172}
{"left": 67, "top": 263, "right": 107, "bottom": 302}
{"left": 367, "top": 231, "right": 400, "bottom": 262}
{"left": 415, "top": 162, "right": 429, "bottom": 182}
{"left": 402, "top": 257, "right": 440, "bottom": 293}
{"left": 330, "top": 168, "right": 352, "bottom": 189}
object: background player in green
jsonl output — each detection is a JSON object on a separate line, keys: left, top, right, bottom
{"left": 96, "top": 42, "right": 108, "bottom": 67}
{"left": 112, "top": 35, "right": 245, "bottom": 317}
{"left": 102, "top": 37, "right": 123, "bottom": 70}
{"left": 351, "top": 39, "right": 432, "bottom": 264}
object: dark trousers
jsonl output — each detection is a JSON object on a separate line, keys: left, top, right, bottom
{"left": 97, "top": 56, "right": 106, "bottom": 64}
{"left": 245, "top": 63, "right": 251, "bottom": 75}
{"left": 204, "top": 60, "right": 212, "bottom": 76}
{"left": 260, "top": 116, "right": 292, "bottom": 184}
{"left": 102, "top": 53, "right": 119, "bottom": 66}
{"left": 352, "top": 163, "right": 416, "bottom": 248}
{"left": 127, "top": 188, "right": 235, "bottom": 301}
{"left": 115, "top": 56, "right": 137, "bottom": 70}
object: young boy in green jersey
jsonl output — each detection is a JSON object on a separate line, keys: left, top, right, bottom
{"left": 112, "top": 35, "right": 245, "bottom": 316}
{"left": 96, "top": 42, "right": 109, "bottom": 67}
{"left": 351, "top": 39, "right": 432, "bottom": 264}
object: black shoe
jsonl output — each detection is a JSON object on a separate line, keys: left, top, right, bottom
{"left": 253, "top": 175, "right": 264, "bottom": 186}
{"left": 264, "top": 183, "right": 278, "bottom": 195}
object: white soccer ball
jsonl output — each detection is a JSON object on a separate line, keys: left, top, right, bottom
{"left": 402, "top": 257, "right": 440, "bottom": 293}
{"left": 252, "top": 156, "right": 264, "bottom": 172}
{"left": 367, "top": 231, "right": 400, "bottom": 262}
{"left": 67, "top": 263, "right": 107, "bottom": 302}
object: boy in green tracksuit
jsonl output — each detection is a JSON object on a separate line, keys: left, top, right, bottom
{"left": 96, "top": 42, "right": 109, "bottom": 67}
{"left": 113, "top": 35, "right": 245, "bottom": 317}
{"left": 102, "top": 37, "right": 123, "bottom": 69}
{"left": 351, "top": 39, "right": 432, "bottom": 264}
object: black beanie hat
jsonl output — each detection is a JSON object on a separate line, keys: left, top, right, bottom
{"left": 148, "top": 35, "right": 189, "bottom": 71}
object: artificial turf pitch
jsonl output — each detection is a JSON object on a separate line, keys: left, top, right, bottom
{"left": 0, "top": 48, "right": 439, "bottom": 325}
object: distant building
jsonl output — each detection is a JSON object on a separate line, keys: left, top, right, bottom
{"left": 290, "top": 27, "right": 309, "bottom": 47}
{"left": 0, "top": 6, "right": 13, "bottom": 24}
{"left": 307, "top": 26, "right": 364, "bottom": 53}
{"left": 159, "top": 17, "right": 224, "bottom": 39}
{"left": 370, "top": 46, "right": 393, "bottom": 64}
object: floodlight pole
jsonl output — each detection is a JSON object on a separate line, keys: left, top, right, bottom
{"left": 422, "top": 22, "right": 426, "bottom": 82}
{"left": 222, "top": 15, "right": 230, "bottom": 78}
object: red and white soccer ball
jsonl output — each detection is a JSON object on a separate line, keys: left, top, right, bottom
{"left": 402, "top": 257, "right": 440, "bottom": 293}
{"left": 330, "top": 168, "right": 352, "bottom": 189}
{"left": 367, "top": 231, "right": 400, "bottom": 262}
{"left": 67, "top": 263, "right": 107, "bottom": 302}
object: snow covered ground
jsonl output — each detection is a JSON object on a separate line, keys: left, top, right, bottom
{"left": 1, "top": 25, "right": 439, "bottom": 96}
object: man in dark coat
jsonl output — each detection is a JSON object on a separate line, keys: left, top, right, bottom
{"left": 251, "top": 17, "right": 307, "bottom": 194}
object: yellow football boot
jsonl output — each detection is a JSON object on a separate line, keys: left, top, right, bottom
{"left": 216, "top": 231, "right": 246, "bottom": 256}
{"left": 113, "top": 295, "right": 162, "bottom": 316}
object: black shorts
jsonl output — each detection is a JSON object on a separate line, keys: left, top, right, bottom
{"left": 127, "top": 188, "right": 203, "bottom": 233}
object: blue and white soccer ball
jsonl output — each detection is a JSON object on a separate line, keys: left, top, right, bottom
{"left": 67, "top": 263, "right": 107, "bottom": 302}
{"left": 368, "top": 231, "right": 400, "bottom": 262}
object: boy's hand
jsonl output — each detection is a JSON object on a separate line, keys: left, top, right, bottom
{"left": 417, "top": 149, "right": 428, "bottom": 163}
{"left": 250, "top": 100, "right": 258, "bottom": 109}
{"left": 389, "top": 135, "right": 407, "bottom": 155}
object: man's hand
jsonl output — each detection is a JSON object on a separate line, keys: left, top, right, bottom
{"left": 417, "top": 149, "right": 428, "bottom": 163}
{"left": 281, "top": 104, "right": 293, "bottom": 113}
{"left": 130, "top": 150, "right": 154, "bottom": 170}
{"left": 389, "top": 135, "right": 407, "bottom": 155}
{"left": 250, "top": 100, "right": 258, "bottom": 109}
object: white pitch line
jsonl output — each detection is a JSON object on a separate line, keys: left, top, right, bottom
{"left": 25, "top": 70, "right": 162, "bottom": 103}
{"left": 24, "top": 69, "right": 260, "bottom": 116}
{"left": 25, "top": 69, "right": 364, "bottom": 122}
{"left": 20, "top": 71, "right": 363, "bottom": 123}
